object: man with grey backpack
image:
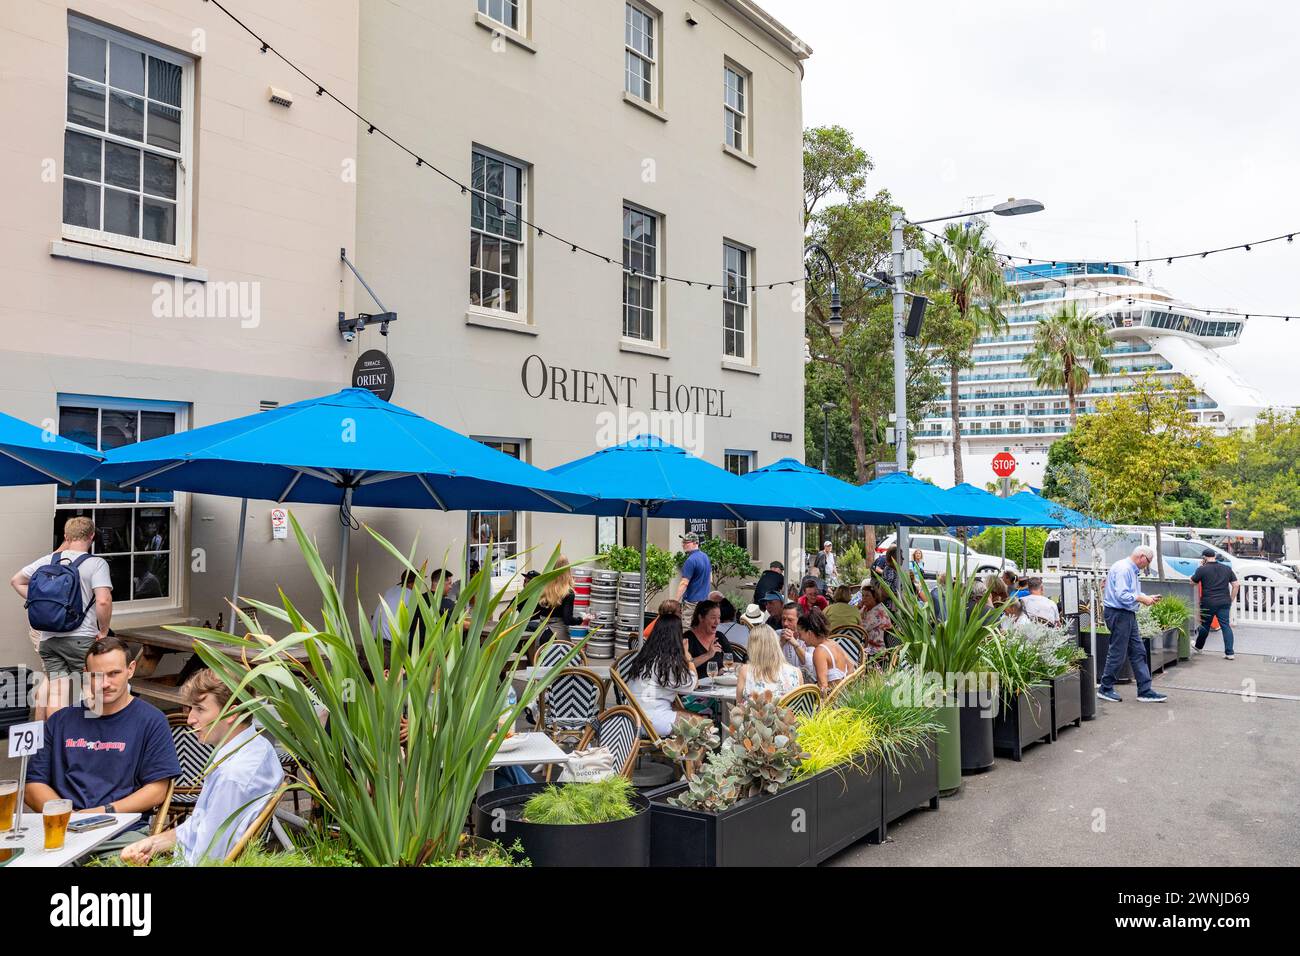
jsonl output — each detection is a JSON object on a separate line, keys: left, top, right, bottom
{"left": 11, "top": 516, "right": 113, "bottom": 678}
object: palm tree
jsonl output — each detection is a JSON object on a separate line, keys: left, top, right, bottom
{"left": 985, "top": 478, "right": 1027, "bottom": 495}
{"left": 1024, "top": 303, "right": 1112, "bottom": 428}
{"left": 923, "top": 220, "right": 1014, "bottom": 485}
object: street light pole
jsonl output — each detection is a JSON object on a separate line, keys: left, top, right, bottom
{"left": 891, "top": 211, "right": 910, "bottom": 561}
{"left": 821, "top": 401, "right": 836, "bottom": 474}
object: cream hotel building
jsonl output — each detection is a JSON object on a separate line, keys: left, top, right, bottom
{"left": 0, "top": 0, "right": 811, "bottom": 667}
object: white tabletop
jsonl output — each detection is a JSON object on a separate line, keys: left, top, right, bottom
{"left": 487, "top": 732, "right": 570, "bottom": 769}
{"left": 4, "top": 812, "right": 142, "bottom": 867}
{"left": 513, "top": 663, "right": 611, "bottom": 682}
{"left": 689, "top": 680, "right": 738, "bottom": 701}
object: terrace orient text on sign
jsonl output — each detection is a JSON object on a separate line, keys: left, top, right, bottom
{"left": 520, "top": 354, "right": 733, "bottom": 418}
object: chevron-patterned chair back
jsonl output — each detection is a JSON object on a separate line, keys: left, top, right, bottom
{"left": 577, "top": 706, "right": 642, "bottom": 779}
{"left": 151, "top": 712, "right": 213, "bottom": 834}
{"left": 538, "top": 667, "right": 603, "bottom": 746}
{"left": 608, "top": 649, "right": 642, "bottom": 704}
{"left": 537, "top": 639, "right": 583, "bottom": 670}
{"left": 831, "top": 631, "right": 864, "bottom": 666}
{"left": 778, "top": 684, "right": 822, "bottom": 719}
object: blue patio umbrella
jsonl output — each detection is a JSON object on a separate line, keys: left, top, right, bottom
{"left": 0, "top": 411, "right": 102, "bottom": 486}
{"left": 1008, "top": 491, "right": 1111, "bottom": 529}
{"left": 92, "top": 388, "right": 593, "bottom": 624}
{"left": 549, "top": 437, "right": 823, "bottom": 612}
{"left": 942, "top": 483, "right": 1028, "bottom": 525}
{"left": 742, "top": 458, "right": 932, "bottom": 585}
{"left": 858, "top": 473, "right": 1017, "bottom": 527}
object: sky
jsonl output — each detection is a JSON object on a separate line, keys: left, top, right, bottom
{"left": 760, "top": 0, "right": 1300, "bottom": 405}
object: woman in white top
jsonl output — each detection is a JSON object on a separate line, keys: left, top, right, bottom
{"left": 797, "top": 607, "right": 853, "bottom": 694}
{"left": 627, "top": 608, "right": 698, "bottom": 737}
{"left": 735, "top": 622, "right": 802, "bottom": 701}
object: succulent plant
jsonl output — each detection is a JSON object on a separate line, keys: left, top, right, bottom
{"left": 661, "top": 713, "right": 721, "bottom": 765}
{"left": 669, "top": 748, "right": 743, "bottom": 812}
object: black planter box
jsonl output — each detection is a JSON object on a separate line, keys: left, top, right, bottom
{"left": 992, "top": 684, "right": 1053, "bottom": 761}
{"left": 473, "top": 783, "right": 651, "bottom": 867}
{"left": 648, "top": 775, "right": 817, "bottom": 867}
{"left": 809, "top": 758, "right": 883, "bottom": 862}
{"left": 959, "top": 691, "right": 995, "bottom": 775}
{"left": 1149, "top": 627, "right": 1180, "bottom": 673}
{"left": 1078, "top": 655, "right": 1097, "bottom": 721}
{"left": 1048, "top": 671, "right": 1082, "bottom": 738}
{"left": 1093, "top": 630, "right": 1156, "bottom": 684}
{"left": 882, "top": 736, "right": 940, "bottom": 838}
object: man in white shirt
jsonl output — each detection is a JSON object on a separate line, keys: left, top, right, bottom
{"left": 11, "top": 517, "right": 113, "bottom": 716}
{"left": 121, "top": 668, "right": 284, "bottom": 865}
{"left": 1019, "top": 577, "right": 1060, "bottom": 626}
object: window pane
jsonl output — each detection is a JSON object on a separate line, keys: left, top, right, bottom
{"left": 103, "top": 188, "right": 140, "bottom": 238}
{"left": 132, "top": 552, "right": 168, "bottom": 600}
{"left": 102, "top": 554, "right": 130, "bottom": 599}
{"left": 480, "top": 236, "right": 500, "bottom": 273}
{"left": 142, "top": 198, "right": 175, "bottom": 245}
{"left": 109, "top": 42, "right": 146, "bottom": 95}
{"left": 135, "top": 509, "right": 170, "bottom": 551}
{"left": 500, "top": 240, "right": 518, "bottom": 277}
{"left": 108, "top": 90, "right": 145, "bottom": 140}
{"left": 69, "top": 28, "right": 107, "bottom": 81}
{"left": 498, "top": 276, "right": 517, "bottom": 313}
{"left": 147, "top": 57, "right": 183, "bottom": 107}
{"left": 57, "top": 408, "right": 99, "bottom": 503}
{"left": 67, "top": 77, "right": 106, "bottom": 130}
{"left": 104, "top": 141, "right": 140, "bottom": 189}
{"left": 147, "top": 103, "right": 181, "bottom": 151}
{"left": 64, "top": 130, "right": 102, "bottom": 181}
{"left": 94, "top": 508, "right": 132, "bottom": 553}
{"left": 142, "top": 153, "right": 176, "bottom": 198}
{"left": 469, "top": 269, "right": 481, "bottom": 306}
{"left": 62, "top": 178, "right": 100, "bottom": 230}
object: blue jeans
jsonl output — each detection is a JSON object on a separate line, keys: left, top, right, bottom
{"left": 1101, "top": 606, "right": 1152, "bottom": 695}
{"left": 1196, "top": 603, "right": 1235, "bottom": 655}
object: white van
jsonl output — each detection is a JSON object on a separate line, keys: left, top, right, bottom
{"left": 876, "top": 532, "right": 1016, "bottom": 580}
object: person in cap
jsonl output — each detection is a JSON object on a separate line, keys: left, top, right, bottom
{"left": 675, "top": 532, "right": 712, "bottom": 628}
{"left": 752, "top": 561, "right": 785, "bottom": 606}
{"left": 760, "top": 591, "right": 786, "bottom": 631}
{"left": 1191, "top": 548, "right": 1238, "bottom": 659}
{"left": 813, "top": 541, "right": 837, "bottom": 586}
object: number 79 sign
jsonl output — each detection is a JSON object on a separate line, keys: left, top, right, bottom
{"left": 8, "top": 721, "right": 42, "bottom": 759}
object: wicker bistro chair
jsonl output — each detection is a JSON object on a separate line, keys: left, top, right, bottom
{"left": 535, "top": 639, "right": 587, "bottom": 670}
{"left": 573, "top": 706, "right": 643, "bottom": 780}
{"left": 537, "top": 667, "right": 605, "bottom": 748}
{"left": 830, "top": 626, "right": 867, "bottom": 664}
{"left": 604, "top": 648, "right": 642, "bottom": 706}
{"left": 824, "top": 665, "right": 867, "bottom": 707}
{"left": 778, "top": 684, "right": 822, "bottom": 719}
{"left": 223, "top": 783, "right": 292, "bottom": 863}
{"left": 152, "top": 712, "right": 212, "bottom": 835}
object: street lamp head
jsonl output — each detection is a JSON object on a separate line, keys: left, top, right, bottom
{"left": 829, "top": 289, "right": 843, "bottom": 340}
{"left": 992, "top": 198, "right": 1045, "bottom": 217}
{"left": 821, "top": 402, "right": 837, "bottom": 413}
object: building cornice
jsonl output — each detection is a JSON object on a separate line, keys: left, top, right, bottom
{"left": 719, "top": 0, "right": 812, "bottom": 70}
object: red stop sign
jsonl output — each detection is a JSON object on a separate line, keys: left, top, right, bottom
{"left": 992, "top": 452, "right": 1017, "bottom": 478}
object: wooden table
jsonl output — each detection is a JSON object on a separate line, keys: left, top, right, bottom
{"left": 3, "top": 812, "right": 141, "bottom": 867}
{"left": 115, "top": 624, "right": 312, "bottom": 708}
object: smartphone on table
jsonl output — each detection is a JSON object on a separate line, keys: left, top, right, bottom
{"left": 68, "top": 814, "right": 117, "bottom": 833}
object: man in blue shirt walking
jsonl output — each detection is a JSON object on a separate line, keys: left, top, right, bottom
{"left": 1098, "top": 546, "right": 1168, "bottom": 703}
{"left": 676, "top": 533, "right": 712, "bottom": 629}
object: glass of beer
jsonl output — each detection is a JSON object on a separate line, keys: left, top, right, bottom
{"left": 0, "top": 781, "right": 16, "bottom": 832}
{"left": 42, "top": 799, "right": 72, "bottom": 852}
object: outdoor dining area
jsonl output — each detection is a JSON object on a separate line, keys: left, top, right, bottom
{"left": 0, "top": 391, "right": 1130, "bottom": 867}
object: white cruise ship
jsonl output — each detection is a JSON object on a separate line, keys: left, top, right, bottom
{"left": 912, "top": 262, "right": 1268, "bottom": 489}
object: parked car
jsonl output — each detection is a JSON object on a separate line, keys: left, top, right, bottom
{"left": 876, "top": 532, "right": 1017, "bottom": 580}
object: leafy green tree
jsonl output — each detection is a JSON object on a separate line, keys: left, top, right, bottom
{"left": 1211, "top": 410, "right": 1300, "bottom": 536}
{"left": 968, "top": 526, "right": 1047, "bottom": 570}
{"left": 674, "top": 537, "right": 759, "bottom": 590}
{"left": 599, "top": 544, "right": 676, "bottom": 606}
{"left": 1072, "top": 374, "right": 1229, "bottom": 576}
{"left": 984, "top": 478, "right": 1028, "bottom": 495}
{"left": 1041, "top": 431, "right": 1082, "bottom": 501}
{"left": 922, "top": 220, "right": 1014, "bottom": 485}
{"left": 1023, "top": 303, "right": 1111, "bottom": 427}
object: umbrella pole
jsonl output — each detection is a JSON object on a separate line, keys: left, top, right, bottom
{"left": 339, "top": 520, "right": 350, "bottom": 605}
{"left": 1000, "top": 527, "right": 1006, "bottom": 571}
{"left": 783, "top": 520, "right": 790, "bottom": 599}
{"left": 639, "top": 504, "right": 648, "bottom": 619}
{"left": 226, "top": 497, "right": 248, "bottom": 635}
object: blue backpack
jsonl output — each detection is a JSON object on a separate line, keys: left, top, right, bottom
{"left": 25, "top": 553, "right": 93, "bottom": 633}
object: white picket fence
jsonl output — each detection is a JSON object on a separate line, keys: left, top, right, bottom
{"left": 1060, "top": 571, "right": 1300, "bottom": 630}
{"left": 1233, "top": 580, "right": 1300, "bottom": 629}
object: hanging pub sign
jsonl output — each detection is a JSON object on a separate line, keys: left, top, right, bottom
{"left": 352, "top": 349, "right": 395, "bottom": 401}
{"left": 686, "top": 518, "right": 711, "bottom": 538}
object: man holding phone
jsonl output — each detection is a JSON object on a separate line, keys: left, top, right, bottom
{"left": 1097, "top": 546, "right": 1168, "bottom": 704}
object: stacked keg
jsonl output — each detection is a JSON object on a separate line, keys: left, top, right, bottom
{"left": 586, "top": 568, "right": 619, "bottom": 659}
{"left": 570, "top": 566, "right": 593, "bottom": 645}
{"left": 615, "top": 571, "right": 644, "bottom": 655}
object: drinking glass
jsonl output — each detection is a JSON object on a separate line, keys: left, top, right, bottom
{"left": 0, "top": 781, "right": 16, "bottom": 833}
{"left": 722, "top": 654, "right": 735, "bottom": 674}
{"left": 43, "top": 799, "right": 72, "bottom": 852}
{"left": 706, "top": 662, "right": 719, "bottom": 681}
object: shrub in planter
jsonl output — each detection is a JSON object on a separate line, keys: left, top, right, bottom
{"left": 650, "top": 693, "right": 813, "bottom": 866}
{"left": 982, "top": 624, "right": 1074, "bottom": 759}
{"left": 794, "top": 706, "right": 883, "bottom": 860}
{"left": 475, "top": 781, "right": 651, "bottom": 867}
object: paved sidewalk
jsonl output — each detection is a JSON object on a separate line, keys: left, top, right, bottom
{"left": 828, "top": 642, "right": 1300, "bottom": 867}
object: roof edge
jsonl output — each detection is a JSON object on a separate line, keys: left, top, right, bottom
{"left": 720, "top": 0, "right": 812, "bottom": 64}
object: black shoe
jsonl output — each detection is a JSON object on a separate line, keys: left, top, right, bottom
{"left": 1097, "top": 688, "right": 1122, "bottom": 702}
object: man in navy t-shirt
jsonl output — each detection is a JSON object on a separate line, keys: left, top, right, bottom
{"left": 25, "top": 636, "right": 180, "bottom": 854}
{"left": 675, "top": 533, "right": 713, "bottom": 629}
